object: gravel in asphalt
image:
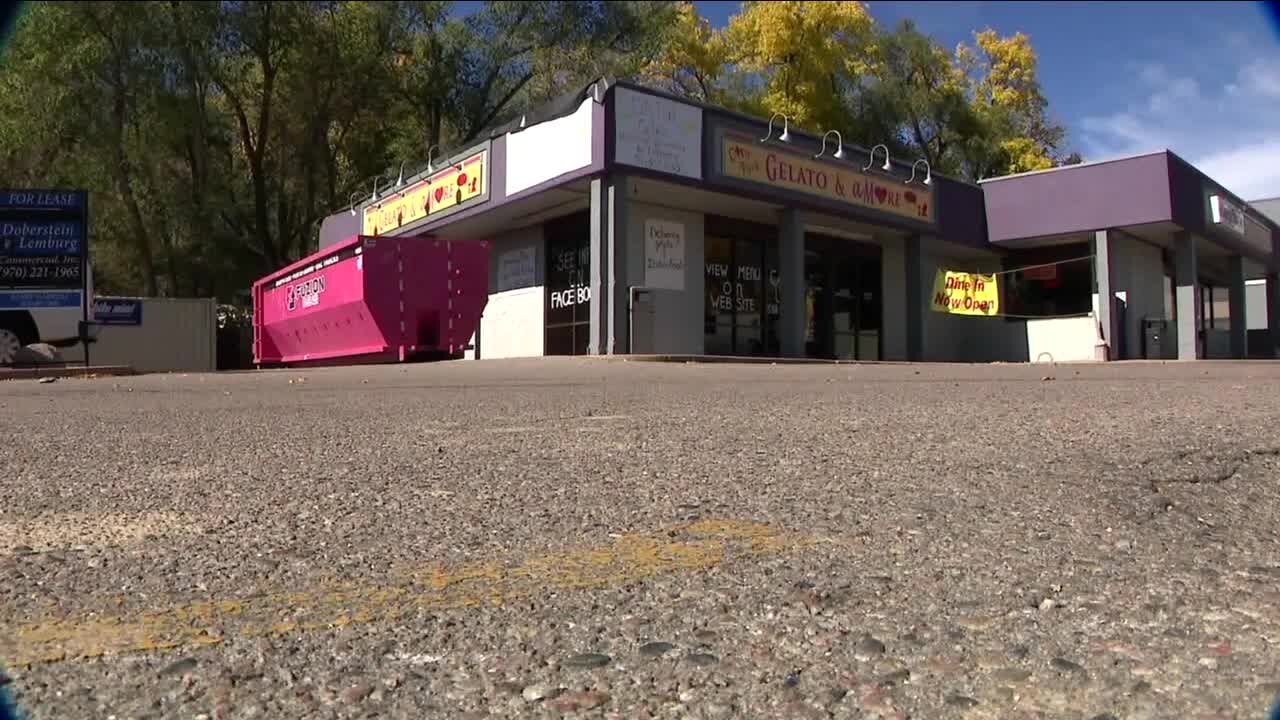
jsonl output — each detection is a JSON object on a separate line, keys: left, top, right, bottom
{"left": 2, "top": 358, "right": 1280, "bottom": 719}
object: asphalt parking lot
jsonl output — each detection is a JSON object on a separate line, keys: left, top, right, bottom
{"left": 3, "top": 358, "right": 1280, "bottom": 719}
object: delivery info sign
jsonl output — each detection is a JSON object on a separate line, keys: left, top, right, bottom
{"left": 0, "top": 190, "right": 88, "bottom": 309}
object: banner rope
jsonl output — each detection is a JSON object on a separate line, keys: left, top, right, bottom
{"left": 933, "top": 253, "right": 1100, "bottom": 320}
{"left": 987, "top": 253, "right": 1096, "bottom": 278}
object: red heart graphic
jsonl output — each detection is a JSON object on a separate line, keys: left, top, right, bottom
{"left": 434, "top": 187, "right": 445, "bottom": 202}
{"left": 874, "top": 187, "right": 888, "bottom": 203}
{"left": 457, "top": 173, "right": 468, "bottom": 187}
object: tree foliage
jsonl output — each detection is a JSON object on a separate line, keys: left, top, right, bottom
{"left": 0, "top": 0, "right": 1076, "bottom": 299}
{"left": 645, "top": 3, "right": 1076, "bottom": 179}
{"left": 0, "top": 0, "right": 673, "bottom": 299}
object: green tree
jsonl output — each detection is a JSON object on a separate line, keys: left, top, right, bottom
{"left": 956, "top": 28, "right": 1070, "bottom": 178}
{"left": 0, "top": 0, "right": 1081, "bottom": 300}
{"left": 640, "top": 4, "right": 1078, "bottom": 181}
{"left": 865, "top": 20, "right": 979, "bottom": 176}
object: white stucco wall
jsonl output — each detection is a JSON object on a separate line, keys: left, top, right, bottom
{"left": 1025, "top": 316, "right": 1102, "bottom": 363}
{"left": 474, "top": 223, "right": 545, "bottom": 359}
{"left": 1108, "top": 234, "right": 1167, "bottom": 359}
{"left": 1246, "top": 279, "right": 1268, "bottom": 330}
{"left": 919, "top": 240, "right": 1028, "bottom": 362}
{"left": 880, "top": 242, "right": 908, "bottom": 361}
{"left": 620, "top": 201, "right": 706, "bottom": 354}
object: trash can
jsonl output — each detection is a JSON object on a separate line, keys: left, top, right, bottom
{"left": 1142, "top": 318, "right": 1168, "bottom": 359}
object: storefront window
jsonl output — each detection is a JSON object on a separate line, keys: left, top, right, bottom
{"left": 704, "top": 236, "right": 735, "bottom": 355}
{"left": 1003, "top": 245, "right": 1092, "bottom": 318}
{"left": 704, "top": 225, "right": 775, "bottom": 356}
{"left": 735, "top": 243, "right": 764, "bottom": 355}
{"left": 765, "top": 242, "right": 781, "bottom": 355}
{"left": 545, "top": 212, "right": 591, "bottom": 355}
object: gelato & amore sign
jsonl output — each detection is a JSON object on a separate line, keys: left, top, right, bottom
{"left": 721, "top": 133, "right": 935, "bottom": 224}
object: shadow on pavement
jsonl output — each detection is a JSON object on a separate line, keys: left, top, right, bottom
{"left": 0, "top": 665, "right": 23, "bottom": 720}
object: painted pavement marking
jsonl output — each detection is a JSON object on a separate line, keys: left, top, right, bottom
{"left": 2, "top": 519, "right": 819, "bottom": 668}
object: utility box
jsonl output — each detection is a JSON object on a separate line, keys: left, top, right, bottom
{"left": 1142, "top": 317, "right": 1170, "bottom": 360}
{"left": 629, "top": 286, "right": 657, "bottom": 355}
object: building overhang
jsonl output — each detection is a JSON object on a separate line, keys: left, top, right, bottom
{"left": 982, "top": 150, "right": 1279, "bottom": 272}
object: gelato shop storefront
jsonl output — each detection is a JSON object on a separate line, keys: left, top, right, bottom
{"left": 319, "top": 78, "right": 1279, "bottom": 364}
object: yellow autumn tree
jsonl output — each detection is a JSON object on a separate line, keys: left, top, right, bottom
{"left": 639, "top": 5, "right": 1075, "bottom": 180}
{"left": 956, "top": 29, "right": 1065, "bottom": 176}
{"left": 640, "top": 1, "right": 727, "bottom": 102}
{"left": 720, "top": 0, "right": 879, "bottom": 131}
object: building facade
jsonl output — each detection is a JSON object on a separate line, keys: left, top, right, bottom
{"left": 318, "top": 78, "right": 1280, "bottom": 363}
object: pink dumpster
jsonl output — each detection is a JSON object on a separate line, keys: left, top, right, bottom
{"left": 252, "top": 234, "right": 489, "bottom": 367}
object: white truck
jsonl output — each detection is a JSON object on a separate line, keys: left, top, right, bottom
{"left": 0, "top": 268, "right": 95, "bottom": 364}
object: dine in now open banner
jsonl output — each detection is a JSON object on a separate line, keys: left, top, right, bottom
{"left": 930, "top": 270, "right": 999, "bottom": 316}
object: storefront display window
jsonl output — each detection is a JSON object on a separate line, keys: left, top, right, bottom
{"left": 703, "top": 218, "right": 777, "bottom": 356}
{"left": 1003, "top": 244, "right": 1092, "bottom": 319}
{"left": 545, "top": 211, "right": 591, "bottom": 356}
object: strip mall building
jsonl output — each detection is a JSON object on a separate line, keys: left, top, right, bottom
{"left": 318, "top": 79, "right": 1280, "bottom": 363}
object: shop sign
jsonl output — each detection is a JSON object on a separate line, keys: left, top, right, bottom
{"left": 497, "top": 247, "right": 537, "bottom": 290}
{"left": 1208, "top": 194, "right": 1246, "bottom": 238}
{"left": 930, "top": 270, "right": 999, "bottom": 316}
{"left": 706, "top": 261, "right": 763, "bottom": 313}
{"left": 615, "top": 87, "right": 702, "bottom": 180}
{"left": 549, "top": 284, "right": 590, "bottom": 309}
{"left": 362, "top": 149, "right": 488, "bottom": 235}
{"left": 0, "top": 219, "right": 84, "bottom": 289}
{"left": 722, "top": 133, "right": 934, "bottom": 224}
{"left": 92, "top": 298, "right": 143, "bottom": 325}
{"left": 644, "top": 219, "right": 686, "bottom": 290}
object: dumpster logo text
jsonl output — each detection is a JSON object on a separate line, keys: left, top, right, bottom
{"left": 285, "top": 276, "right": 327, "bottom": 312}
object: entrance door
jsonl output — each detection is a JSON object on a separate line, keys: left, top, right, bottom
{"left": 804, "top": 236, "right": 881, "bottom": 360}
{"left": 545, "top": 212, "right": 591, "bottom": 355}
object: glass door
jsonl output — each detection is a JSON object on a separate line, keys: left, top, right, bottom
{"left": 855, "top": 254, "right": 882, "bottom": 361}
{"left": 545, "top": 212, "right": 591, "bottom": 355}
{"left": 804, "top": 235, "right": 882, "bottom": 361}
{"left": 831, "top": 254, "right": 859, "bottom": 360}
{"left": 804, "top": 247, "right": 830, "bottom": 358}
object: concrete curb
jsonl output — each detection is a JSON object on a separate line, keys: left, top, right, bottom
{"left": 597, "top": 355, "right": 1069, "bottom": 366}
{"left": 600, "top": 354, "right": 852, "bottom": 365}
{"left": 0, "top": 365, "right": 135, "bottom": 381}
{"left": 591, "top": 355, "right": 1277, "bottom": 367}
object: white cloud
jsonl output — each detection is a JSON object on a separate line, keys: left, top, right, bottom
{"left": 1079, "top": 44, "right": 1280, "bottom": 201}
{"left": 1193, "top": 140, "right": 1280, "bottom": 202}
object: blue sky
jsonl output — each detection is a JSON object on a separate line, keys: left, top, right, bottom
{"left": 692, "top": 1, "right": 1280, "bottom": 200}
{"left": 454, "top": 1, "right": 1280, "bottom": 199}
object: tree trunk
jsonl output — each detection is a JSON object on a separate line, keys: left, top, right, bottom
{"left": 217, "top": 3, "right": 281, "bottom": 271}
{"left": 108, "top": 62, "right": 158, "bottom": 296}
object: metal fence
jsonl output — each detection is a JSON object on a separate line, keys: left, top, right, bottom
{"left": 77, "top": 297, "right": 218, "bottom": 373}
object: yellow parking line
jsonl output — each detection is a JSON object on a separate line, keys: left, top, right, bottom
{"left": 2, "top": 519, "right": 817, "bottom": 667}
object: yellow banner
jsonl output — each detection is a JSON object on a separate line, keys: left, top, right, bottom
{"left": 931, "top": 270, "right": 999, "bottom": 316}
{"left": 362, "top": 150, "right": 488, "bottom": 235}
{"left": 722, "top": 133, "right": 935, "bottom": 223}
